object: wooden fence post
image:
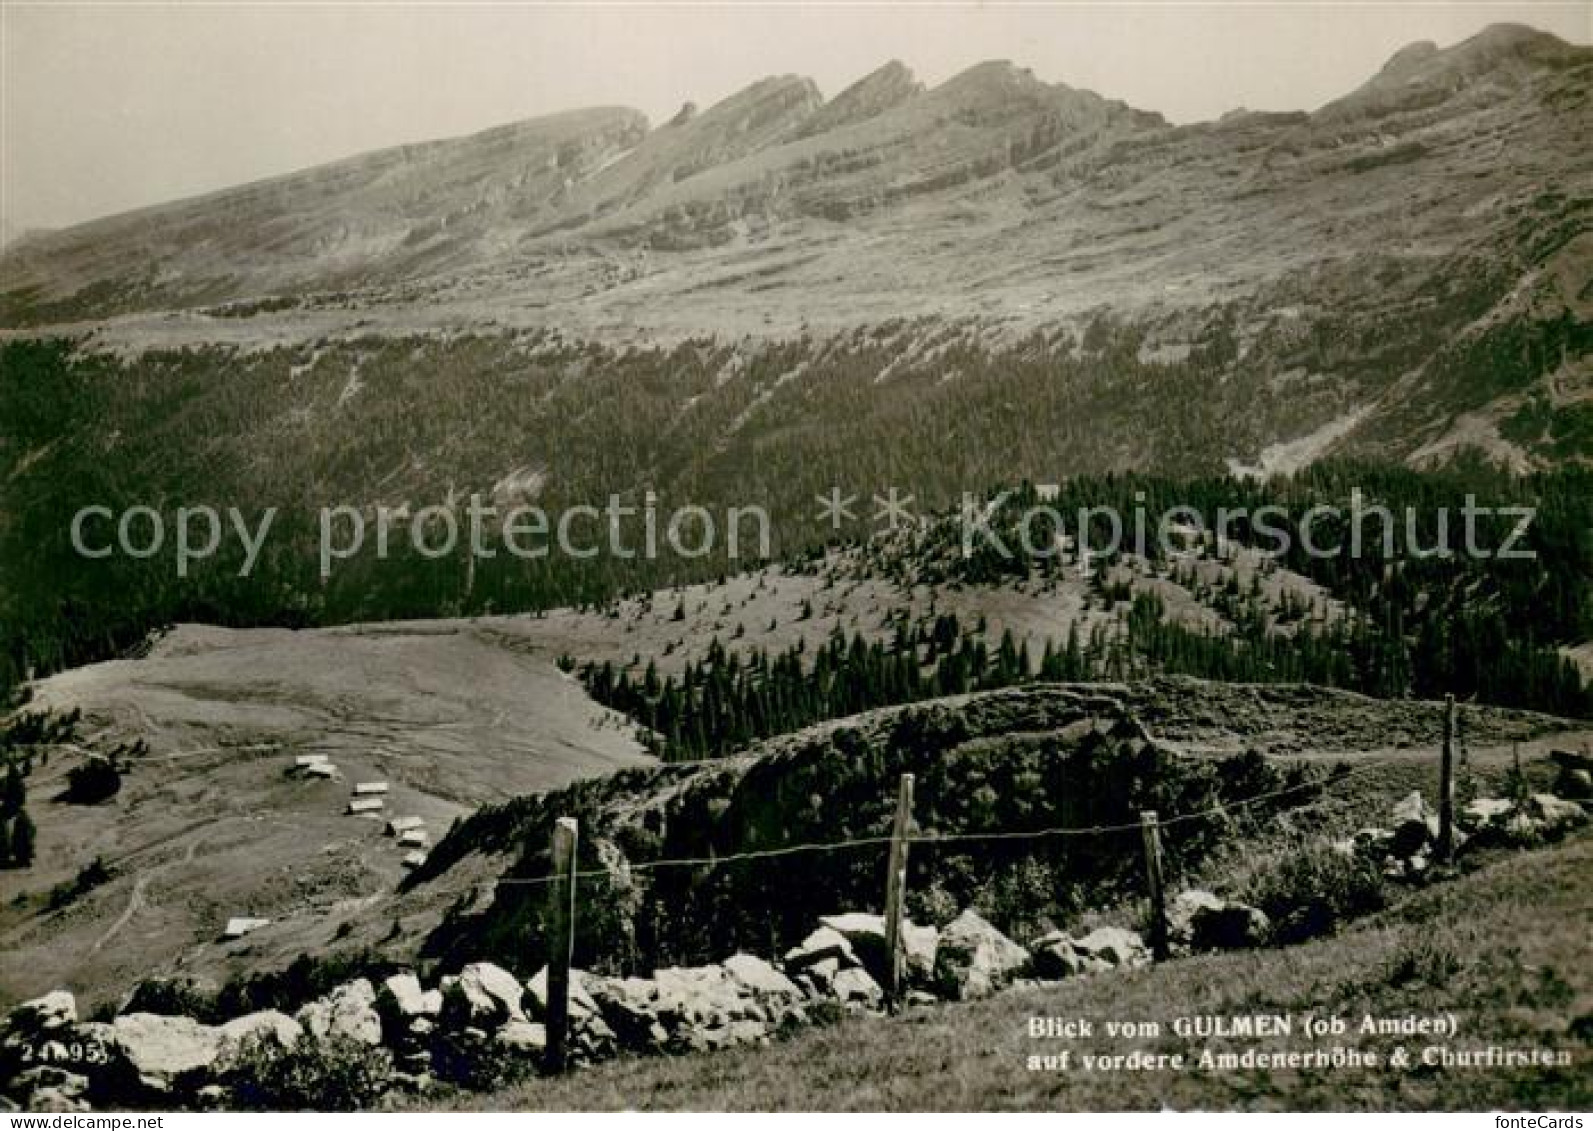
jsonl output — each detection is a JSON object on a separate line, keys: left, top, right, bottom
{"left": 882, "top": 773, "right": 915, "bottom": 1008}
{"left": 1438, "top": 694, "right": 1456, "bottom": 863}
{"left": 1140, "top": 810, "right": 1169, "bottom": 962}
{"left": 544, "top": 817, "right": 578, "bottom": 1074}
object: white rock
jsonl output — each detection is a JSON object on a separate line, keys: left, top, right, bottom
{"left": 496, "top": 1020, "right": 547, "bottom": 1053}
{"left": 214, "top": 1011, "right": 302, "bottom": 1071}
{"left": 524, "top": 966, "right": 599, "bottom": 1019}
{"left": 722, "top": 953, "right": 802, "bottom": 1002}
{"left": 296, "top": 979, "right": 382, "bottom": 1046}
{"left": 1071, "top": 926, "right": 1151, "bottom": 969}
{"left": 830, "top": 966, "right": 884, "bottom": 1008}
{"left": 379, "top": 973, "right": 436, "bottom": 1020}
{"left": 110, "top": 1013, "right": 221, "bottom": 1079}
{"left": 445, "top": 963, "right": 526, "bottom": 1028}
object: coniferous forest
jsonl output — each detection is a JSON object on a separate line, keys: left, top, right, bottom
{"left": 1, "top": 334, "right": 1588, "bottom": 730}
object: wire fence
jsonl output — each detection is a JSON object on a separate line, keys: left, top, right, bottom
{"left": 470, "top": 759, "right": 1390, "bottom": 891}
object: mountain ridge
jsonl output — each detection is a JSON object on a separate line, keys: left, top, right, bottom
{"left": 0, "top": 23, "right": 1587, "bottom": 483}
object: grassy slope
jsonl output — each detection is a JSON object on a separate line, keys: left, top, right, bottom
{"left": 445, "top": 833, "right": 1592, "bottom": 1111}
{"left": 0, "top": 622, "right": 648, "bottom": 1011}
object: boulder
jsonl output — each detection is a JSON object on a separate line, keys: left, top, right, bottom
{"left": 933, "top": 910, "right": 1028, "bottom": 1001}
{"left": 7, "top": 992, "right": 76, "bottom": 1034}
{"left": 783, "top": 926, "right": 858, "bottom": 972}
{"left": 1550, "top": 751, "right": 1593, "bottom": 800}
{"left": 899, "top": 922, "right": 941, "bottom": 987}
{"left": 297, "top": 979, "right": 383, "bottom": 1046}
{"left": 217, "top": 1010, "right": 301, "bottom": 1048}
{"left": 794, "top": 957, "right": 841, "bottom": 999}
{"left": 726, "top": 1019, "right": 769, "bottom": 1046}
{"left": 495, "top": 1021, "right": 547, "bottom": 1055}
{"left": 1389, "top": 791, "right": 1438, "bottom": 858}
{"left": 524, "top": 967, "right": 600, "bottom": 1021}
{"left": 653, "top": 965, "right": 753, "bottom": 1025}
{"left": 817, "top": 913, "right": 939, "bottom": 988}
{"left": 1070, "top": 926, "right": 1151, "bottom": 970}
{"left": 442, "top": 963, "right": 525, "bottom": 1030}
{"left": 24, "top": 1079, "right": 92, "bottom": 1113}
{"left": 109, "top": 1013, "right": 222, "bottom": 1084}
{"left": 722, "top": 953, "right": 803, "bottom": 1003}
{"left": 1463, "top": 797, "right": 1514, "bottom": 828}
{"left": 1550, "top": 748, "right": 1593, "bottom": 774}
{"left": 679, "top": 1018, "right": 769, "bottom": 1053}
{"left": 8, "top": 1065, "right": 90, "bottom": 1110}
{"left": 830, "top": 966, "right": 884, "bottom": 1009}
{"left": 378, "top": 973, "right": 437, "bottom": 1023}
{"left": 214, "top": 1011, "right": 302, "bottom": 1072}
{"left": 1528, "top": 792, "right": 1588, "bottom": 836}
{"left": 194, "top": 1083, "right": 231, "bottom": 1110}
{"left": 585, "top": 969, "right": 759, "bottom": 1057}
{"left": 1029, "top": 931, "right": 1087, "bottom": 979}
{"left": 1352, "top": 827, "right": 1395, "bottom": 856}
{"left": 1555, "top": 768, "right": 1592, "bottom": 801}
{"left": 587, "top": 977, "right": 673, "bottom": 1052}
{"left": 1169, "top": 890, "right": 1270, "bottom": 952}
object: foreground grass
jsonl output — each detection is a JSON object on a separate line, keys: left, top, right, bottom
{"left": 437, "top": 833, "right": 1591, "bottom": 1111}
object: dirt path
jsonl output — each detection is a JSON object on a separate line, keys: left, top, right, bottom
{"left": 93, "top": 836, "right": 203, "bottom": 952}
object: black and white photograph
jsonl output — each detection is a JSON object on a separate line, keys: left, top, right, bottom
{"left": 0, "top": 0, "right": 1589, "bottom": 1116}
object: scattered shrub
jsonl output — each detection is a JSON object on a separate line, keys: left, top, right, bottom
{"left": 1383, "top": 935, "right": 1464, "bottom": 989}
{"left": 429, "top": 1031, "right": 537, "bottom": 1092}
{"left": 122, "top": 976, "right": 221, "bottom": 1024}
{"left": 66, "top": 758, "right": 122, "bottom": 804}
{"left": 227, "top": 1031, "right": 392, "bottom": 1111}
{"left": 1238, "top": 838, "right": 1386, "bottom": 945}
{"left": 48, "top": 856, "right": 116, "bottom": 909}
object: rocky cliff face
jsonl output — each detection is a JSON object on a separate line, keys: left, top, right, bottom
{"left": 797, "top": 60, "right": 924, "bottom": 137}
{"left": 7, "top": 24, "right": 1582, "bottom": 332}
{"left": 0, "top": 25, "right": 1588, "bottom": 470}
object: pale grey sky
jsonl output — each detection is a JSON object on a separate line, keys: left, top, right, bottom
{"left": 1, "top": 2, "right": 1588, "bottom": 233}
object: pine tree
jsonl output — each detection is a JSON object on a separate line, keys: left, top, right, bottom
{"left": 9, "top": 809, "right": 34, "bottom": 867}
{"left": 1, "top": 763, "right": 23, "bottom": 818}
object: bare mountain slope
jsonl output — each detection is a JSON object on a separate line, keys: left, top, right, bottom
{"left": 4, "top": 25, "right": 1584, "bottom": 343}
{"left": 2, "top": 28, "right": 1587, "bottom": 475}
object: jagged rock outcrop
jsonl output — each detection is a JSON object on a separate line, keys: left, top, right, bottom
{"left": 798, "top": 61, "right": 923, "bottom": 137}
